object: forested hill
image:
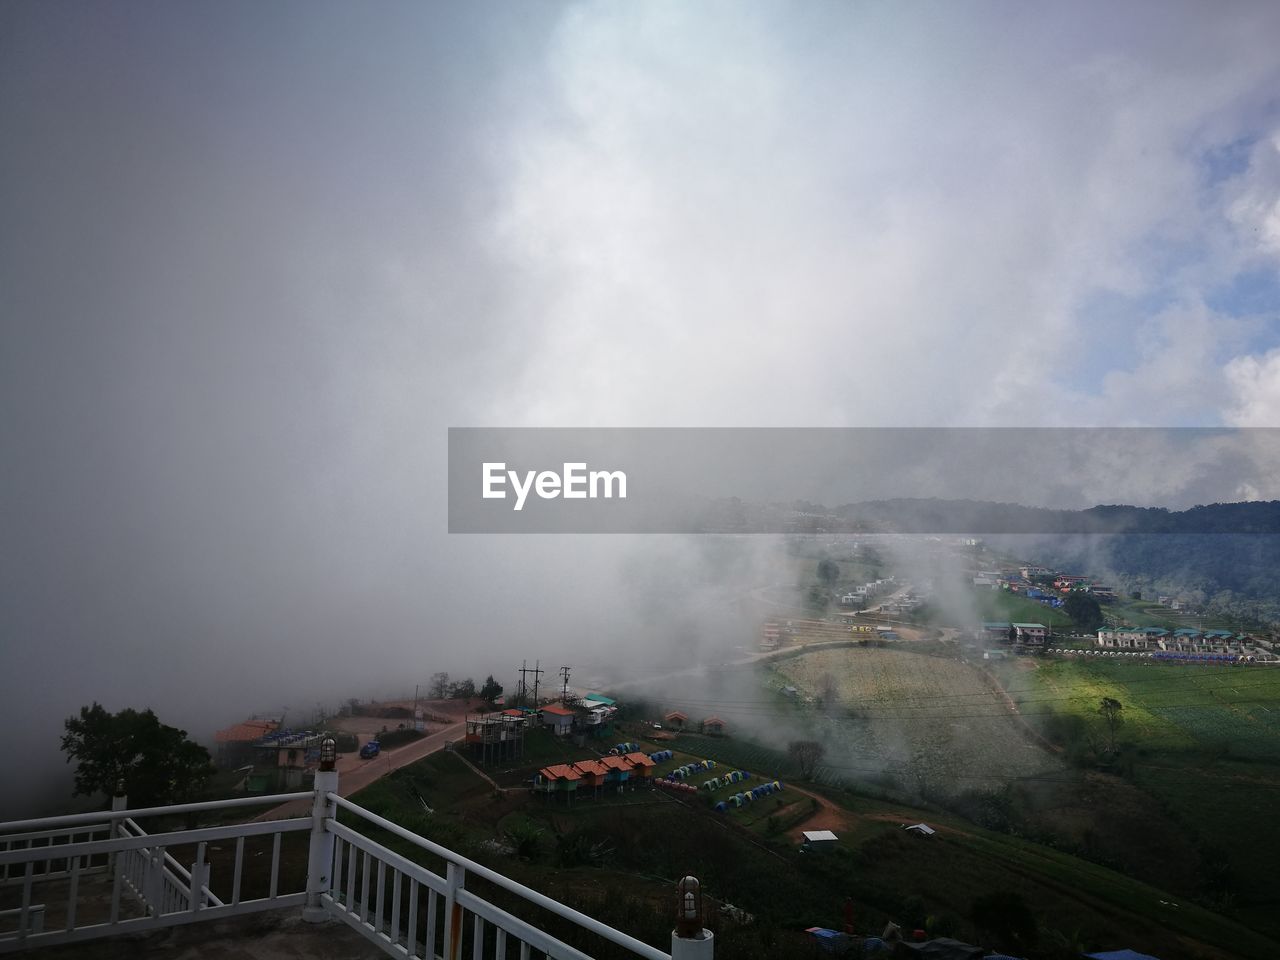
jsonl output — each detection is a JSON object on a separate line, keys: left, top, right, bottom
{"left": 827, "top": 499, "right": 1280, "bottom": 627}
{"left": 834, "top": 498, "right": 1280, "bottom": 534}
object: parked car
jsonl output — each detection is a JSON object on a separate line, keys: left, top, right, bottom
{"left": 359, "top": 740, "right": 381, "bottom": 759}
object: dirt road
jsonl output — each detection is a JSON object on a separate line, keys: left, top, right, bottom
{"left": 250, "top": 721, "right": 465, "bottom": 821}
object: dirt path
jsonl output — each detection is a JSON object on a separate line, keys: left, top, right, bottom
{"left": 784, "top": 786, "right": 856, "bottom": 841}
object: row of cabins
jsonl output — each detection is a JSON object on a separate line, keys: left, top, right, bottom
{"left": 981, "top": 621, "right": 1050, "bottom": 645}
{"left": 663, "top": 711, "right": 728, "bottom": 735}
{"left": 1096, "top": 627, "right": 1270, "bottom": 656}
{"left": 536, "top": 752, "right": 657, "bottom": 799}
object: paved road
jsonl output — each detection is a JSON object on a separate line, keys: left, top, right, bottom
{"left": 251, "top": 721, "right": 465, "bottom": 821}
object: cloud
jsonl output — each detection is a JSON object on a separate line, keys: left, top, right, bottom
{"left": 1225, "top": 347, "right": 1280, "bottom": 426}
{"left": 480, "top": 2, "right": 1280, "bottom": 429}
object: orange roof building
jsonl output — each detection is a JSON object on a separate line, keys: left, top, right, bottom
{"left": 600, "top": 755, "right": 634, "bottom": 781}
{"left": 623, "top": 752, "right": 655, "bottom": 778}
{"left": 571, "top": 759, "right": 609, "bottom": 787}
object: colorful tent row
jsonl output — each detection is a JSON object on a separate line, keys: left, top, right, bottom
{"left": 713, "top": 781, "right": 784, "bottom": 813}
{"left": 665, "top": 759, "right": 717, "bottom": 781}
{"left": 649, "top": 749, "right": 674, "bottom": 763}
{"left": 611, "top": 742, "right": 641, "bottom": 754}
{"left": 699, "top": 770, "right": 750, "bottom": 791}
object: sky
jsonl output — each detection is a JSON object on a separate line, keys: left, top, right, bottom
{"left": 2, "top": 1, "right": 1280, "bottom": 816}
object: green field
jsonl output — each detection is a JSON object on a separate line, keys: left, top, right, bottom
{"left": 1015, "top": 659, "right": 1280, "bottom": 759}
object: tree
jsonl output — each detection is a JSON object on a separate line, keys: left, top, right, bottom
{"left": 428, "top": 672, "right": 450, "bottom": 699}
{"left": 816, "top": 559, "right": 839, "bottom": 585}
{"left": 788, "top": 739, "right": 825, "bottom": 779}
{"left": 449, "top": 677, "right": 476, "bottom": 699}
{"left": 1063, "top": 591, "right": 1104, "bottom": 632}
{"left": 1099, "top": 697, "right": 1124, "bottom": 753}
{"left": 479, "top": 675, "right": 503, "bottom": 703}
{"left": 61, "top": 703, "right": 214, "bottom": 807}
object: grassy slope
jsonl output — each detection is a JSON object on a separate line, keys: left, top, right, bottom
{"left": 1007, "top": 658, "right": 1280, "bottom": 936}
{"left": 343, "top": 743, "right": 1276, "bottom": 960}
{"left": 973, "top": 588, "right": 1075, "bottom": 628}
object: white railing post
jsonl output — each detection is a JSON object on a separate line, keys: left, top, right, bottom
{"left": 303, "top": 741, "right": 340, "bottom": 923}
{"left": 444, "top": 860, "right": 465, "bottom": 960}
{"left": 108, "top": 790, "right": 127, "bottom": 877}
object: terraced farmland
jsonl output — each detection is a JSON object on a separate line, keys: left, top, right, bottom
{"left": 770, "top": 648, "right": 1065, "bottom": 795}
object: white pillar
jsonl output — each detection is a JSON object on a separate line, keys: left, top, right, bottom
{"left": 302, "top": 768, "right": 339, "bottom": 922}
{"left": 108, "top": 792, "right": 127, "bottom": 877}
{"left": 671, "top": 928, "right": 714, "bottom": 960}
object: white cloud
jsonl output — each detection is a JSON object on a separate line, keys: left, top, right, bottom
{"left": 484, "top": 1, "right": 1280, "bottom": 430}
{"left": 1225, "top": 347, "right": 1280, "bottom": 426}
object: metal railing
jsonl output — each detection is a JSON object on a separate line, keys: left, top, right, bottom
{"left": 0, "top": 793, "right": 312, "bottom": 952}
{"left": 324, "top": 793, "right": 671, "bottom": 960}
{"left": 0, "top": 768, "right": 708, "bottom": 959}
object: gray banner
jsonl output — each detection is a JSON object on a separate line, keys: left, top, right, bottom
{"left": 447, "top": 428, "right": 1280, "bottom": 533}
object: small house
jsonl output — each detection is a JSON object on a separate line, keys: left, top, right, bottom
{"left": 701, "top": 716, "right": 727, "bottom": 735}
{"left": 538, "top": 764, "right": 581, "bottom": 799}
{"left": 622, "top": 752, "right": 655, "bottom": 781}
{"left": 801, "top": 830, "right": 838, "bottom": 849}
{"left": 600, "top": 755, "right": 633, "bottom": 785}
{"left": 663, "top": 710, "right": 688, "bottom": 730}
{"left": 540, "top": 704, "right": 575, "bottom": 736}
{"left": 571, "top": 759, "right": 609, "bottom": 792}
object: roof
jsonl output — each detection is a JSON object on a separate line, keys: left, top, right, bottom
{"left": 623, "top": 752, "right": 655, "bottom": 767}
{"left": 702, "top": 716, "right": 726, "bottom": 726}
{"left": 502, "top": 709, "right": 527, "bottom": 717}
{"left": 601, "top": 756, "right": 633, "bottom": 771}
{"left": 540, "top": 704, "right": 575, "bottom": 717}
{"left": 582, "top": 693, "right": 616, "bottom": 706}
{"left": 571, "top": 759, "right": 609, "bottom": 777}
{"left": 981, "top": 621, "right": 1011, "bottom": 629}
{"left": 802, "top": 830, "right": 838, "bottom": 842}
{"left": 539, "top": 764, "right": 581, "bottom": 781}
{"left": 1011, "top": 622, "right": 1046, "bottom": 629}
{"left": 905, "top": 823, "right": 936, "bottom": 835}
{"left": 215, "top": 719, "right": 279, "bottom": 743}
{"left": 664, "top": 710, "right": 688, "bottom": 721}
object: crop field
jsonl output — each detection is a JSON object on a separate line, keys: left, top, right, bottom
{"left": 768, "top": 648, "right": 1064, "bottom": 795}
{"left": 1017, "top": 658, "right": 1280, "bottom": 759}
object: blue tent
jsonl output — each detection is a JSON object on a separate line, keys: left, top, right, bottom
{"left": 1085, "top": 951, "right": 1163, "bottom": 960}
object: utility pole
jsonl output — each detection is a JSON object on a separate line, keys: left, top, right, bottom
{"left": 517, "top": 660, "right": 529, "bottom": 707}
{"left": 531, "top": 660, "right": 544, "bottom": 707}
{"left": 559, "top": 665, "right": 571, "bottom": 703}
